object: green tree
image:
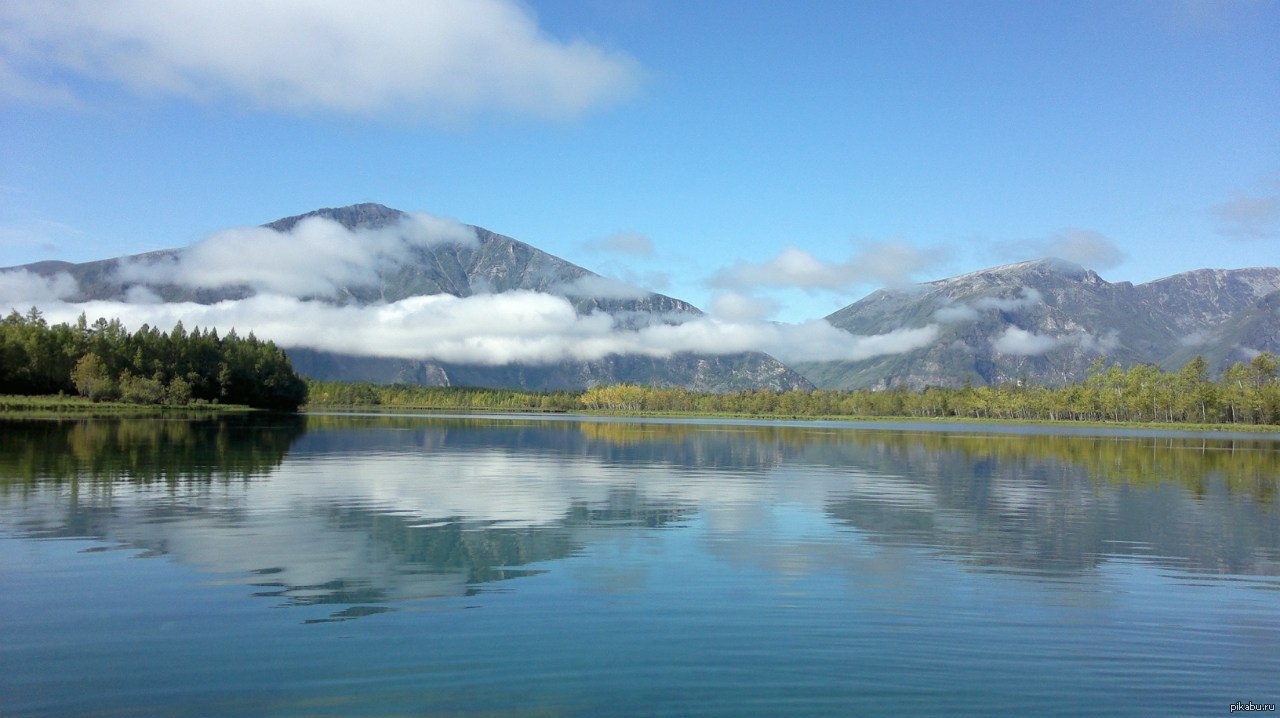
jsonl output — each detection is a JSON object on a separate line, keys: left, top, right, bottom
{"left": 118, "top": 371, "right": 165, "bottom": 404}
{"left": 71, "top": 353, "right": 116, "bottom": 401}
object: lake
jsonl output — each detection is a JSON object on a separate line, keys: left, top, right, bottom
{"left": 1, "top": 413, "right": 1278, "bottom": 716}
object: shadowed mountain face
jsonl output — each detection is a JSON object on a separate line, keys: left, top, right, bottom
{"left": 31, "top": 203, "right": 700, "bottom": 316}
{"left": 795, "top": 259, "right": 1280, "bottom": 390}
{"left": 267, "top": 204, "right": 698, "bottom": 317}
{"left": 5, "top": 203, "right": 811, "bottom": 392}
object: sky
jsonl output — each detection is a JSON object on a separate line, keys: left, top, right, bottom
{"left": 0, "top": 0, "right": 1277, "bottom": 344}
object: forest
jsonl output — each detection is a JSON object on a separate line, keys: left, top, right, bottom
{"left": 0, "top": 309, "right": 308, "bottom": 411}
{"left": 307, "top": 352, "right": 1280, "bottom": 426}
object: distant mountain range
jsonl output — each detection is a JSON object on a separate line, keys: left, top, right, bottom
{"left": 5, "top": 203, "right": 1277, "bottom": 391}
{"left": 6, "top": 203, "right": 811, "bottom": 392}
{"left": 796, "top": 258, "right": 1280, "bottom": 389}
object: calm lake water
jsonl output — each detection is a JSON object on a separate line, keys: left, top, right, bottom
{"left": 1, "top": 413, "right": 1278, "bottom": 717}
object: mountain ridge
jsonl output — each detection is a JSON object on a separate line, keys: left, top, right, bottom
{"left": 797, "top": 258, "right": 1280, "bottom": 389}
{"left": 2, "top": 203, "right": 812, "bottom": 392}
{"left": 4, "top": 204, "right": 1276, "bottom": 392}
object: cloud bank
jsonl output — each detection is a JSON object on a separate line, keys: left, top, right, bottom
{"left": 6, "top": 289, "right": 940, "bottom": 366}
{"left": 992, "top": 325, "right": 1120, "bottom": 357}
{"left": 1213, "top": 192, "right": 1280, "bottom": 239}
{"left": 582, "top": 231, "right": 655, "bottom": 257}
{"left": 0, "top": 269, "right": 79, "bottom": 305}
{"left": 993, "top": 326, "right": 1061, "bottom": 356}
{"left": 0, "top": 0, "right": 640, "bottom": 121}
{"left": 709, "top": 292, "right": 780, "bottom": 322}
{"left": 712, "top": 241, "right": 946, "bottom": 291}
{"left": 0, "top": 211, "right": 947, "bottom": 366}
{"left": 549, "top": 275, "right": 652, "bottom": 300}
{"left": 0, "top": 209, "right": 939, "bottom": 365}
{"left": 998, "top": 229, "right": 1127, "bottom": 270}
{"left": 934, "top": 288, "right": 1044, "bottom": 323}
{"left": 116, "top": 213, "right": 476, "bottom": 296}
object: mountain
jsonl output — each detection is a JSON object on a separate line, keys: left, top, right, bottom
{"left": 795, "top": 259, "right": 1280, "bottom": 390}
{"left": 5, "top": 203, "right": 812, "bottom": 392}
{"left": 11, "top": 205, "right": 1275, "bottom": 393}
{"left": 37, "top": 203, "right": 696, "bottom": 316}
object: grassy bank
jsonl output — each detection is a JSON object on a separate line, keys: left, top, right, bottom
{"left": 8, "top": 392, "right": 1278, "bottom": 432}
{"left": 0, "top": 394, "right": 258, "bottom": 418}
{"left": 306, "top": 402, "right": 1280, "bottom": 434}
{"left": 572, "top": 409, "right": 1280, "bottom": 433}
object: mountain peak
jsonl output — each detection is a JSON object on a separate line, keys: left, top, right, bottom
{"left": 949, "top": 257, "right": 1089, "bottom": 282}
{"left": 265, "top": 203, "right": 406, "bottom": 232}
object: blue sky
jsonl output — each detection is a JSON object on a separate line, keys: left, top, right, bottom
{"left": 1, "top": 0, "right": 1277, "bottom": 323}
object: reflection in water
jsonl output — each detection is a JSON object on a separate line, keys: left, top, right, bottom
{"left": 3, "top": 414, "right": 1280, "bottom": 717}
{"left": 1, "top": 414, "right": 1279, "bottom": 625}
{"left": 0, "top": 415, "right": 305, "bottom": 485}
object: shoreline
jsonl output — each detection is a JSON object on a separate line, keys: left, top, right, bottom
{"left": 6, "top": 395, "right": 1280, "bottom": 435}
{"left": 0, "top": 394, "right": 259, "bottom": 418}
{"left": 302, "top": 404, "right": 1280, "bottom": 435}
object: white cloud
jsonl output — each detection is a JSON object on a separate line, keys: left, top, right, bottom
{"left": 1213, "top": 192, "right": 1280, "bottom": 239}
{"left": 973, "top": 288, "right": 1043, "bottom": 312}
{"left": 115, "top": 213, "right": 476, "bottom": 297}
{"left": 992, "top": 326, "right": 1060, "bottom": 356}
{"left": 122, "top": 285, "right": 162, "bottom": 304}
{"left": 709, "top": 292, "right": 780, "bottom": 322}
{"left": 990, "top": 324, "right": 1120, "bottom": 357}
{"left": 0, "top": 0, "right": 640, "bottom": 121}
{"left": 712, "top": 241, "right": 946, "bottom": 291}
{"left": 549, "top": 275, "right": 651, "bottom": 300}
{"left": 932, "top": 303, "right": 979, "bottom": 323}
{"left": 616, "top": 318, "right": 941, "bottom": 365}
{"left": 0, "top": 269, "right": 78, "bottom": 306}
{"left": 3, "top": 213, "right": 945, "bottom": 367}
{"left": 933, "top": 288, "right": 1042, "bottom": 323}
{"left": 998, "top": 229, "right": 1127, "bottom": 270}
{"left": 1046, "top": 230, "right": 1127, "bottom": 269}
{"left": 582, "top": 231, "right": 655, "bottom": 256}
{"left": 1075, "top": 329, "right": 1120, "bottom": 354}
{"left": 10, "top": 290, "right": 940, "bottom": 366}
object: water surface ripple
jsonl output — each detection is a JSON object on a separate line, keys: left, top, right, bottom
{"left": 1, "top": 414, "right": 1277, "bottom": 716}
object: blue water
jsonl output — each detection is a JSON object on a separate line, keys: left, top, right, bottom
{"left": 1, "top": 414, "right": 1277, "bottom": 716}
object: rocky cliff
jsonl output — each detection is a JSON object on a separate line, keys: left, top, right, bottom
{"left": 795, "top": 259, "right": 1280, "bottom": 389}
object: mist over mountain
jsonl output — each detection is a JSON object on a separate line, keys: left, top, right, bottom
{"left": 2, "top": 203, "right": 812, "bottom": 392}
{"left": 795, "top": 259, "right": 1280, "bottom": 389}
{"left": 4, "top": 203, "right": 1276, "bottom": 393}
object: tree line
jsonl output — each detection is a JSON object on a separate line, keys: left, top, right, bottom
{"left": 308, "top": 352, "right": 1280, "bottom": 426}
{"left": 0, "top": 309, "right": 308, "bottom": 410}
{"left": 306, "top": 381, "right": 580, "bottom": 412}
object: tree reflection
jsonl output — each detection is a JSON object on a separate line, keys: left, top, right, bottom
{"left": 0, "top": 415, "right": 305, "bottom": 487}
{"left": 2, "top": 414, "right": 1277, "bottom": 625}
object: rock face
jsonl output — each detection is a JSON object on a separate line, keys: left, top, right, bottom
{"left": 5, "top": 203, "right": 811, "bottom": 392}
{"left": 794, "top": 259, "right": 1280, "bottom": 390}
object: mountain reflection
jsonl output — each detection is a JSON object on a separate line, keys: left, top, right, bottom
{"left": 812, "top": 432, "right": 1280, "bottom": 577}
{"left": 1, "top": 414, "right": 1278, "bottom": 623}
